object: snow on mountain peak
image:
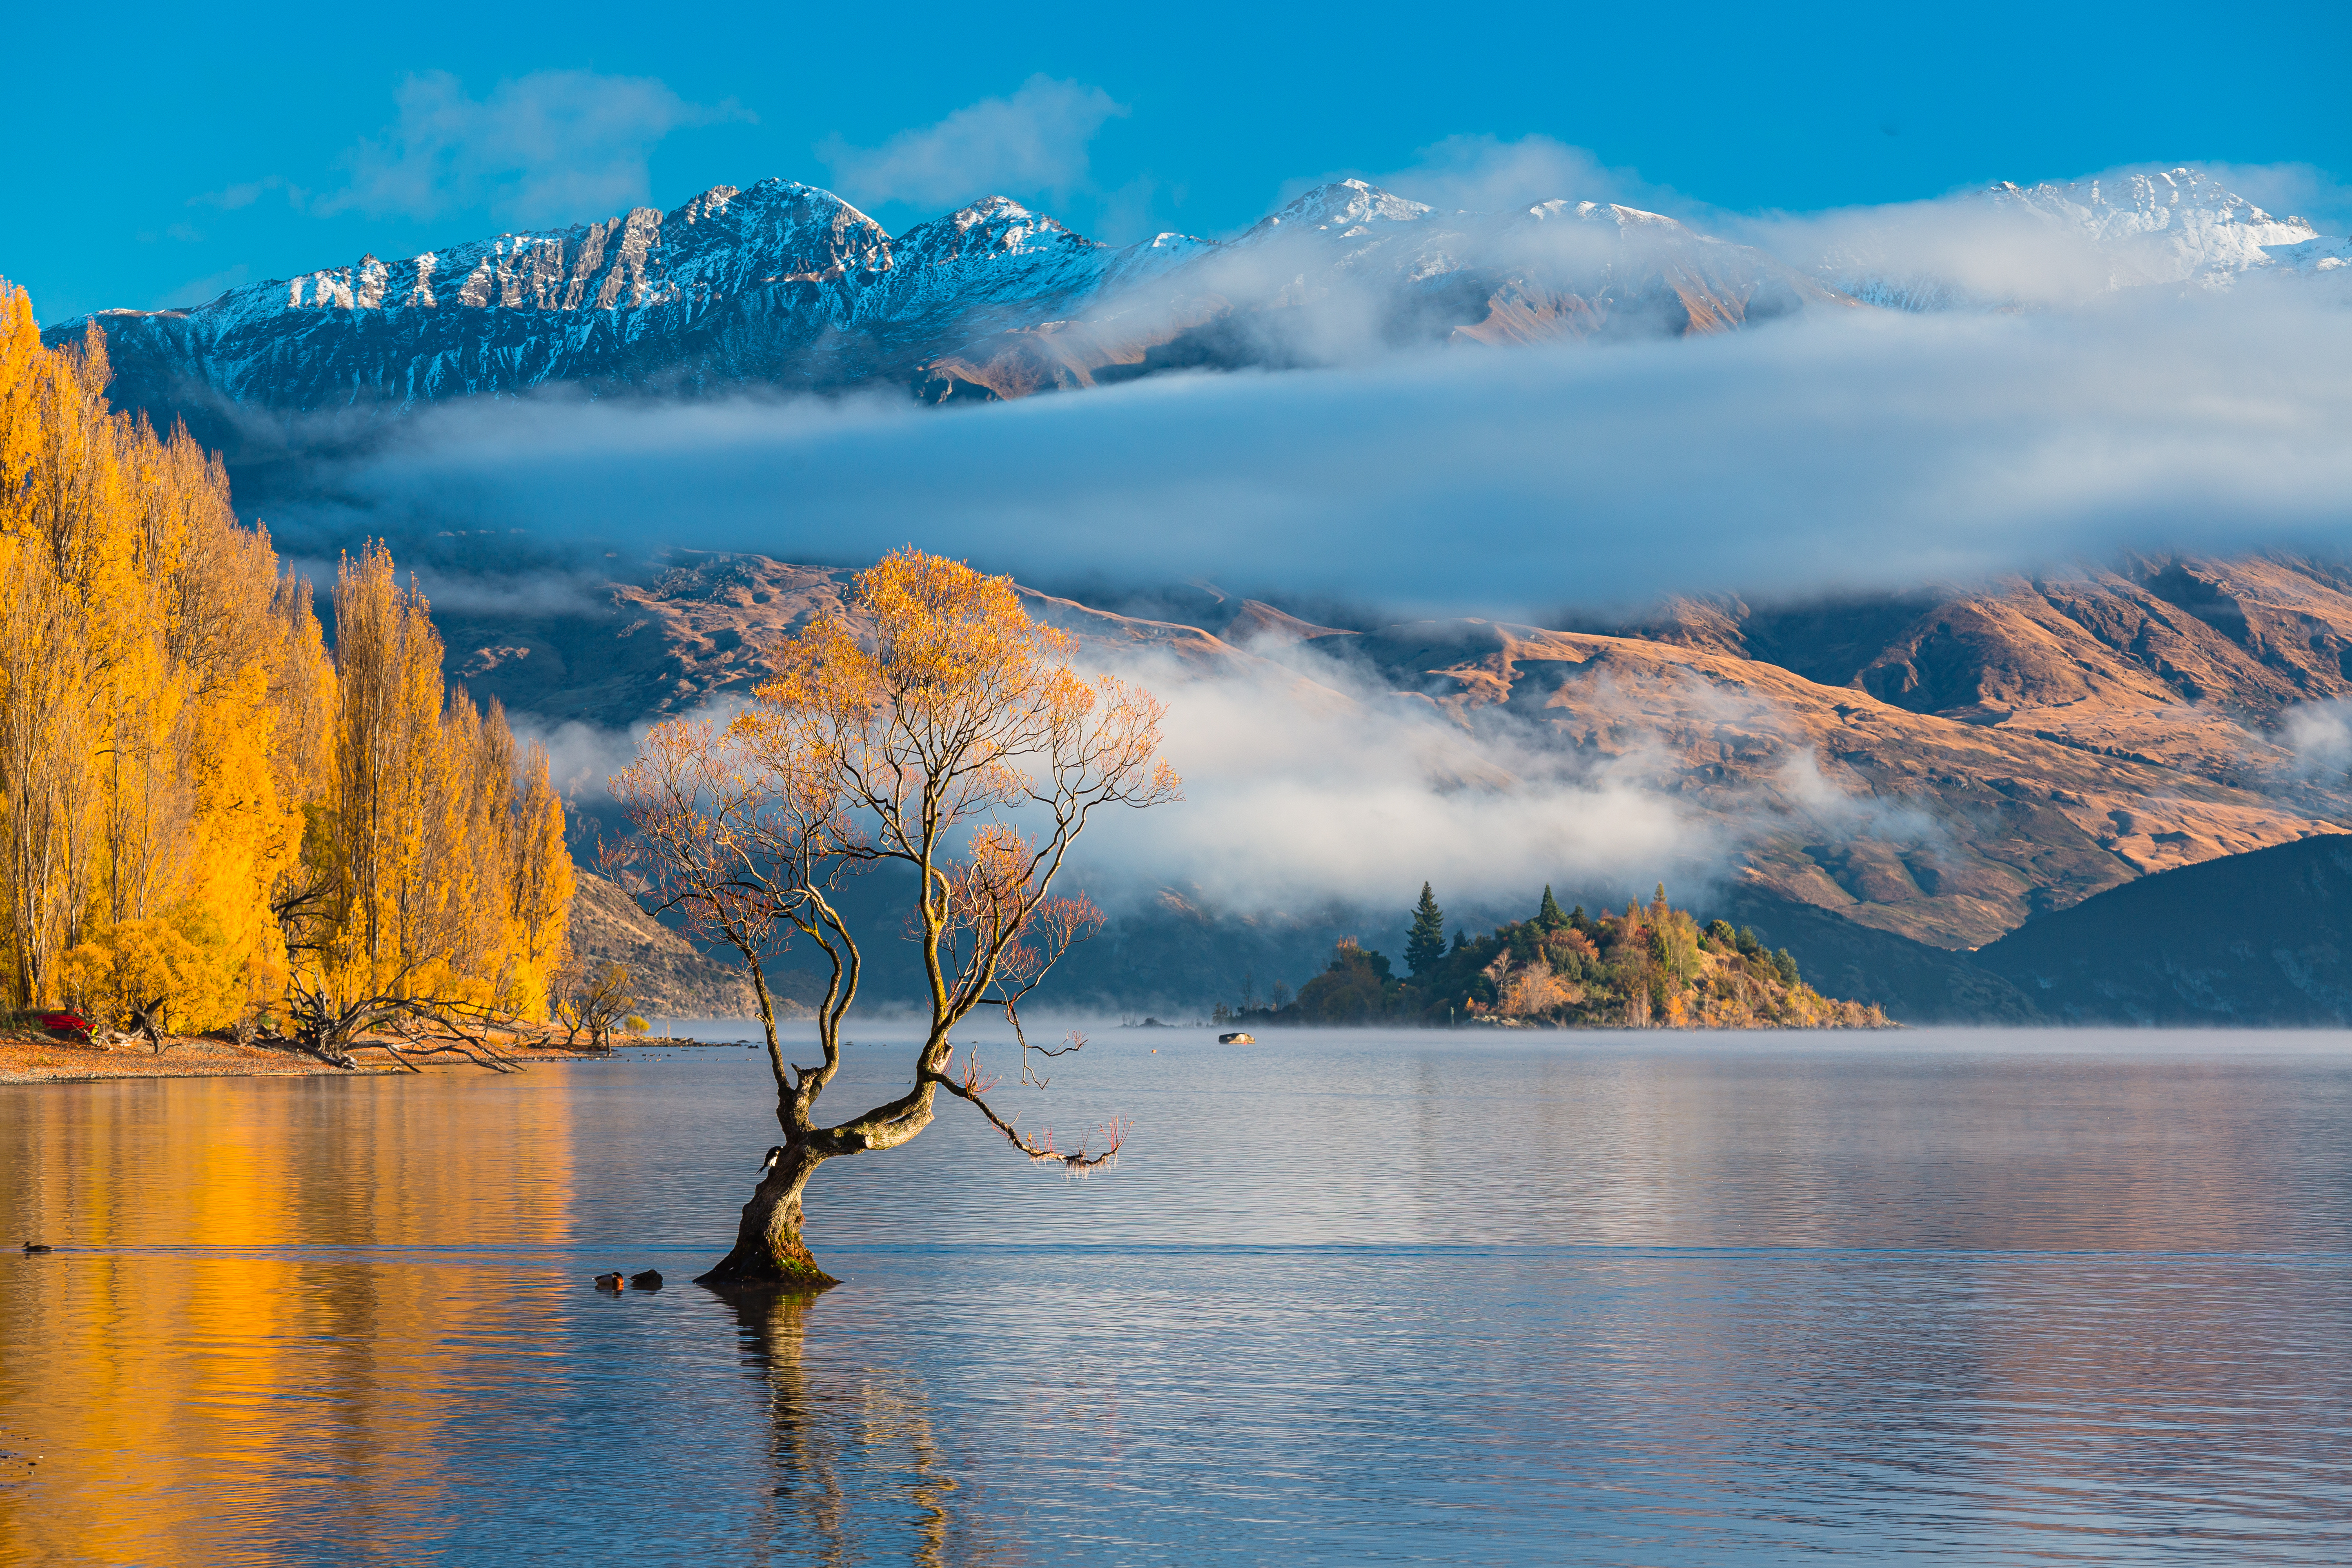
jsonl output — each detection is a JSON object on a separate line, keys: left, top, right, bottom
{"left": 897, "top": 195, "right": 1094, "bottom": 263}
{"left": 83, "top": 160, "right": 2315, "bottom": 428}
{"left": 1990, "top": 167, "right": 2312, "bottom": 245}
{"left": 1528, "top": 200, "right": 1688, "bottom": 234}
{"left": 1245, "top": 180, "right": 1434, "bottom": 240}
{"left": 2264, "top": 234, "right": 2352, "bottom": 275}
{"left": 1819, "top": 165, "right": 2338, "bottom": 309}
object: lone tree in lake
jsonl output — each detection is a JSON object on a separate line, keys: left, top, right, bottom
{"left": 608, "top": 549, "right": 1180, "bottom": 1288}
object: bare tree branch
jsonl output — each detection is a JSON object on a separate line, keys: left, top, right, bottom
{"left": 926, "top": 1050, "right": 1124, "bottom": 1172}
{"left": 606, "top": 550, "right": 1176, "bottom": 1286}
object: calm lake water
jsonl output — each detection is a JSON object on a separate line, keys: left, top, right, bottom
{"left": 2, "top": 1027, "right": 2349, "bottom": 1564}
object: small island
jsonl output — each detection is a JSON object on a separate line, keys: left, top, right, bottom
{"left": 1226, "top": 884, "right": 1889, "bottom": 1029}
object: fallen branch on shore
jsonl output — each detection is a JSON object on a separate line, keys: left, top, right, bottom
{"left": 272, "top": 973, "right": 532, "bottom": 1074}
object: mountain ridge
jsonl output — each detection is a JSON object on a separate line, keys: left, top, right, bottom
{"left": 45, "top": 174, "right": 1851, "bottom": 448}
{"left": 50, "top": 163, "right": 2350, "bottom": 456}
{"left": 437, "top": 547, "right": 2352, "bottom": 962}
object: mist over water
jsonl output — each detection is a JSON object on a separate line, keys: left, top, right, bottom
{"left": 5, "top": 1029, "right": 2348, "bottom": 1563}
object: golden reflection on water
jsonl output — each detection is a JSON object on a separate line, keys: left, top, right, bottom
{"left": 0, "top": 1075, "right": 581, "bottom": 1564}
{"left": 0, "top": 1073, "right": 991, "bottom": 1565}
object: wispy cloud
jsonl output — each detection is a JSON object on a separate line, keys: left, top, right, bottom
{"left": 492, "top": 629, "right": 1943, "bottom": 922}
{"left": 152, "top": 264, "right": 251, "bottom": 310}
{"left": 192, "top": 174, "right": 310, "bottom": 212}
{"left": 2281, "top": 699, "right": 2352, "bottom": 779}
{"left": 816, "top": 76, "right": 1127, "bottom": 213}
{"left": 1071, "top": 646, "right": 1706, "bottom": 909}
{"left": 321, "top": 70, "right": 750, "bottom": 226}
{"left": 1360, "top": 134, "right": 1675, "bottom": 218}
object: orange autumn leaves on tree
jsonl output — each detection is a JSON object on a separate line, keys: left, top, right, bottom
{"left": 611, "top": 548, "right": 1180, "bottom": 1284}
{"left": 742, "top": 548, "right": 1178, "bottom": 1018}
{"left": 296, "top": 543, "right": 575, "bottom": 1020}
{"left": 0, "top": 278, "right": 572, "bottom": 1035}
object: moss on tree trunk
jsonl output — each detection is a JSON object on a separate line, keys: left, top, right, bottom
{"left": 695, "top": 1143, "right": 840, "bottom": 1290}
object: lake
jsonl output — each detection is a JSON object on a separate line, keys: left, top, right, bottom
{"left": 3, "top": 1027, "right": 2349, "bottom": 1564}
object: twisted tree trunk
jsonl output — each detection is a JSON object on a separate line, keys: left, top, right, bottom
{"left": 696, "top": 1140, "right": 839, "bottom": 1290}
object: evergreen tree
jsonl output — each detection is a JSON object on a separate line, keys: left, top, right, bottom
{"left": 1537, "top": 885, "right": 1566, "bottom": 929}
{"left": 1405, "top": 882, "right": 1448, "bottom": 976}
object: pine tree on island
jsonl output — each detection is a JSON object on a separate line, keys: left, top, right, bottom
{"left": 1256, "top": 880, "right": 1884, "bottom": 1029}
{"left": 1406, "top": 883, "right": 1448, "bottom": 976}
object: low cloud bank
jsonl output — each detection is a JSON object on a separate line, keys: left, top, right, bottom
{"left": 2282, "top": 700, "right": 2352, "bottom": 780}
{"left": 296, "top": 285, "right": 2352, "bottom": 622}
{"left": 521, "top": 639, "right": 1964, "bottom": 927}
{"left": 1071, "top": 649, "right": 1705, "bottom": 911}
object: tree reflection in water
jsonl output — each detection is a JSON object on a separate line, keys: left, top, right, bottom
{"left": 722, "top": 1287, "right": 977, "bottom": 1568}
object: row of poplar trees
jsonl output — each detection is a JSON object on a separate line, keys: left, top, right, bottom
{"left": 0, "top": 280, "right": 573, "bottom": 1035}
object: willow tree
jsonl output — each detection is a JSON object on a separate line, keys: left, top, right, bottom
{"left": 609, "top": 549, "right": 1180, "bottom": 1288}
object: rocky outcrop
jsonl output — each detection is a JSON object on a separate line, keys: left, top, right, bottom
{"left": 566, "top": 869, "right": 769, "bottom": 1021}
{"left": 1584, "top": 555, "right": 2352, "bottom": 788}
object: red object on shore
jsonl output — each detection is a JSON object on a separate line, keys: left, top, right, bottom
{"left": 36, "top": 1010, "right": 91, "bottom": 1037}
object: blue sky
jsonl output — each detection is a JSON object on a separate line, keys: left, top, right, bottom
{"left": 4, "top": 0, "right": 2347, "bottom": 323}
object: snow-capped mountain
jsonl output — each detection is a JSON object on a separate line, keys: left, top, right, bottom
{"left": 1821, "top": 166, "right": 2336, "bottom": 310}
{"left": 49, "top": 175, "right": 1840, "bottom": 445}
{"left": 2264, "top": 234, "right": 2352, "bottom": 276}
{"left": 916, "top": 181, "right": 1853, "bottom": 399}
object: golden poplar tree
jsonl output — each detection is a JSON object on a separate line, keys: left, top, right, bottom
{"left": 0, "top": 278, "right": 572, "bottom": 1042}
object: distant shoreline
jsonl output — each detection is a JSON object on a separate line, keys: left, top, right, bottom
{"left": 0, "top": 1031, "right": 718, "bottom": 1085}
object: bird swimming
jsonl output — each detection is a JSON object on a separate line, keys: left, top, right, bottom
{"left": 22, "top": 1241, "right": 51, "bottom": 1255}
{"left": 630, "top": 1270, "right": 663, "bottom": 1289}
{"left": 593, "top": 1271, "right": 625, "bottom": 1290}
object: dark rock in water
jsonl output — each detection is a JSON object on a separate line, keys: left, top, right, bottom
{"left": 630, "top": 1270, "right": 664, "bottom": 1289}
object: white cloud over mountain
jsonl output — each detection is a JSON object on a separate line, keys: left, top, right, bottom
{"left": 816, "top": 76, "right": 1127, "bottom": 212}
{"left": 321, "top": 281, "right": 2352, "bottom": 619}
{"left": 323, "top": 70, "right": 751, "bottom": 226}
